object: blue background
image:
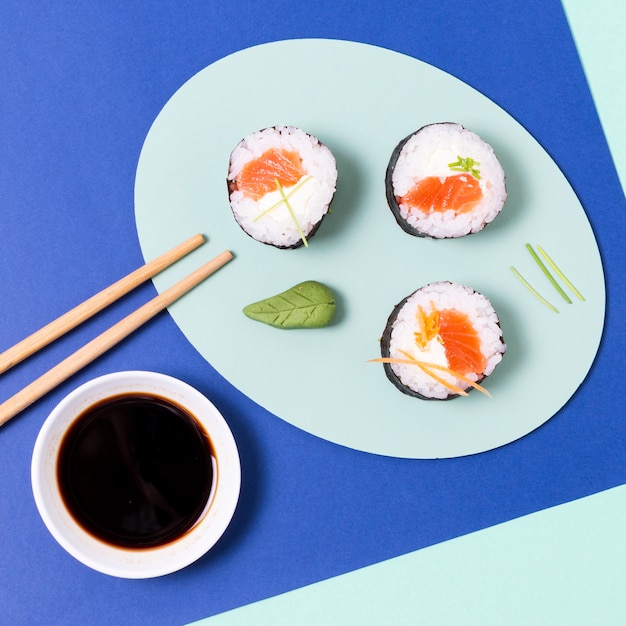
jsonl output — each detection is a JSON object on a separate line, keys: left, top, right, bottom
{"left": 0, "top": 1, "right": 624, "bottom": 624}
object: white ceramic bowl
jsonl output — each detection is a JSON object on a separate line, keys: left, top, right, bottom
{"left": 31, "top": 371, "right": 241, "bottom": 579}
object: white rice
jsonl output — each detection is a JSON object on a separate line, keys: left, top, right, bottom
{"left": 228, "top": 126, "right": 337, "bottom": 248}
{"left": 390, "top": 123, "right": 507, "bottom": 238}
{"left": 385, "top": 282, "right": 506, "bottom": 399}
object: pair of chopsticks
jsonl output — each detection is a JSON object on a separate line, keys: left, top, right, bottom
{"left": 0, "top": 233, "right": 232, "bottom": 427}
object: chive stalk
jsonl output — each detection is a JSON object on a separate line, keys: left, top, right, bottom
{"left": 448, "top": 155, "right": 481, "bottom": 179}
{"left": 274, "top": 179, "right": 308, "bottom": 248}
{"left": 525, "top": 243, "right": 571, "bottom": 303}
{"left": 253, "top": 176, "right": 312, "bottom": 222}
{"left": 537, "top": 245, "right": 585, "bottom": 301}
{"left": 510, "top": 266, "right": 559, "bottom": 313}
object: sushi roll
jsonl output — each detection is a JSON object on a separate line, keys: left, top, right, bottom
{"left": 379, "top": 282, "right": 506, "bottom": 400}
{"left": 227, "top": 126, "right": 338, "bottom": 249}
{"left": 385, "top": 123, "right": 507, "bottom": 239}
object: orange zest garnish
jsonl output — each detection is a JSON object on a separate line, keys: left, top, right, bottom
{"left": 414, "top": 302, "right": 440, "bottom": 349}
{"left": 369, "top": 351, "right": 492, "bottom": 398}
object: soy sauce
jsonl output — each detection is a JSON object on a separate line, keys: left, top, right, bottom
{"left": 57, "top": 393, "right": 214, "bottom": 549}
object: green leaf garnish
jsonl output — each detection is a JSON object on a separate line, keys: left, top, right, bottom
{"left": 243, "top": 280, "right": 336, "bottom": 329}
{"left": 448, "top": 155, "right": 481, "bottom": 179}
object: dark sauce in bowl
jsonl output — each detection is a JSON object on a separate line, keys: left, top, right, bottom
{"left": 57, "top": 393, "right": 214, "bottom": 549}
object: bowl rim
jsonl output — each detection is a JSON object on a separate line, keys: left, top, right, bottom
{"left": 31, "top": 370, "right": 241, "bottom": 579}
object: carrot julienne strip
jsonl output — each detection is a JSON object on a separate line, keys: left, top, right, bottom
{"left": 510, "top": 266, "right": 559, "bottom": 313}
{"left": 398, "top": 350, "right": 490, "bottom": 397}
{"left": 370, "top": 356, "right": 466, "bottom": 395}
{"left": 414, "top": 364, "right": 468, "bottom": 396}
{"left": 536, "top": 245, "right": 585, "bottom": 301}
{"left": 369, "top": 353, "right": 492, "bottom": 398}
{"left": 525, "top": 243, "right": 571, "bottom": 303}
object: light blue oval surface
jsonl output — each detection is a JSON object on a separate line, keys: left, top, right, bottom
{"left": 134, "top": 39, "right": 604, "bottom": 458}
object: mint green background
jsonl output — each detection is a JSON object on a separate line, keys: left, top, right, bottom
{"left": 134, "top": 39, "right": 604, "bottom": 460}
{"left": 193, "top": 485, "right": 626, "bottom": 625}
{"left": 563, "top": 0, "right": 626, "bottom": 197}
{"left": 188, "top": 4, "right": 625, "bottom": 623}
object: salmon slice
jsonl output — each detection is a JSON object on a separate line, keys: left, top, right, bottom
{"left": 438, "top": 309, "right": 486, "bottom": 376}
{"left": 236, "top": 148, "right": 306, "bottom": 201}
{"left": 400, "top": 173, "right": 482, "bottom": 214}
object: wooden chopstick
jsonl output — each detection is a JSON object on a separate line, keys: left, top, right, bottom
{"left": 0, "top": 250, "right": 233, "bottom": 427}
{"left": 0, "top": 232, "right": 206, "bottom": 375}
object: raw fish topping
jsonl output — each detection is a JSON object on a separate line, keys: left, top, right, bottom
{"left": 400, "top": 173, "right": 483, "bottom": 215}
{"left": 414, "top": 304, "right": 486, "bottom": 376}
{"left": 438, "top": 309, "right": 486, "bottom": 376}
{"left": 236, "top": 148, "right": 306, "bottom": 200}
